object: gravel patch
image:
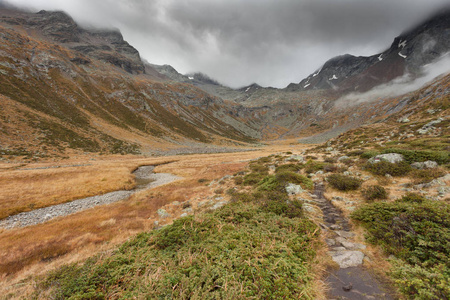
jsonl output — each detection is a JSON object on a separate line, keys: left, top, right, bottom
{"left": 0, "top": 166, "right": 182, "bottom": 230}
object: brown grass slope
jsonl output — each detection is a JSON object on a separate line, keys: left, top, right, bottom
{"left": 0, "top": 15, "right": 258, "bottom": 159}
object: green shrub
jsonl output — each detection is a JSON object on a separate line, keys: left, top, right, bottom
{"left": 263, "top": 199, "right": 303, "bottom": 219}
{"left": 398, "top": 193, "right": 426, "bottom": 204}
{"left": 257, "top": 175, "right": 284, "bottom": 192}
{"left": 361, "top": 185, "right": 388, "bottom": 201}
{"left": 410, "top": 168, "right": 446, "bottom": 184}
{"left": 275, "top": 171, "right": 313, "bottom": 190}
{"left": 327, "top": 174, "right": 362, "bottom": 191}
{"left": 38, "top": 202, "right": 320, "bottom": 299}
{"left": 365, "top": 161, "right": 411, "bottom": 176}
{"left": 361, "top": 150, "right": 380, "bottom": 159}
{"left": 275, "top": 163, "right": 303, "bottom": 173}
{"left": 351, "top": 199, "right": 450, "bottom": 298}
{"left": 304, "top": 160, "right": 325, "bottom": 174}
{"left": 243, "top": 173, "right": 265, "bottom": 185}
{"left": 249, "top": 163, "right": 269, "bottom": 174}
{"left": 381, "top": 148, "right": 449, "bottom": 165}
{"left": 347, "top": 150, "right": 365, "bottom": 157}
{"left": 234, "top": 176, "right": 244, "bottom": 185}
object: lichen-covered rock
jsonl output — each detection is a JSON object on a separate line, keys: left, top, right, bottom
{"left": 411, "top": 160, "right": 438, "bottom": 169}
{"left": 368, "top": 153, "right": 404, "bottom": 164}
{"left": 285, "top": 183, "right": 305, "bottom": 195}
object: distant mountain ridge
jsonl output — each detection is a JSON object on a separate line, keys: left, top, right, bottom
{"left": 291, "top": 8, "right": 450, "bottom": 93}
{"left": 0, "top": 5, "right": 448, "bottom": 159}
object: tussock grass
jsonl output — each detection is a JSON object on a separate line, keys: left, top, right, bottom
{"left": 34, "top": 155, "right": 321, "bottom": 299}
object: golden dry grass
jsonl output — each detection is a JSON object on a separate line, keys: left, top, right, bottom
{"left": 0, "top": 144, "right": 311, "bottom": 293}
{"left": 0, "top": 156, "right": 175, "bottom": 219}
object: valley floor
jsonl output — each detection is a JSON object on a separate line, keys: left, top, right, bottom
{"left": 0, "top": 136, "right": 448, "bottom": 299}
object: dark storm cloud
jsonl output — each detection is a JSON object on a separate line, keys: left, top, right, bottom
{"left": 4, "top": 0, "right": 450, "bottom": 87}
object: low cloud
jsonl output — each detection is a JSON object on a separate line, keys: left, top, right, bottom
{"left": 335, "top": 53, "right": 450, "bottom": 108}
{"left": 3, "top": 0, "right": 450, "bottom": 87}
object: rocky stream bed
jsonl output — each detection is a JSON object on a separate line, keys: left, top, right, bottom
{"left": 0, "top": 166, "right": 181, "bottom": 230}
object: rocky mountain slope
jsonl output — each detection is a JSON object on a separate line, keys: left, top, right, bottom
{"left": 292, "top": 9, "right": 450, "bottom": 93}
{"left": 0, "top": 6, "right": 448, "bottom": 160}
{"left": 0, "top": 8, "right": 261, "bottom": 159}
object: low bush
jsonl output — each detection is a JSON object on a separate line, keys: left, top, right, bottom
{"left": 351, "top": 198, "right": 450, "bottom": 299}
{"left": 249, "top": 163, "right": 269, "bottom": 174}
{"left": 38, "top": 201, "right": 320, "bottom": 299}
{"left": 243, "top": 173, "right": 265, "bottom": 185}
{"left": 327, "top": 174, "right": 362, "bottom": 191}
{"left": 398, "top": 192, "right": 426, "bottom": 204}
{"left": 347, "top": 150, "right": 365, "bottom": 157}
{"left": 361, "top": 185, "right": 388, "bottom": 201}
{"left": 381, "top": 148, "right": 449, "bottom": 165}
{"left": 233, "top": 176, "right": 244, "bottom": 185}
{"left": 410, "top": 168, "right": 446, "bottom": 184}
{"left": 275, "top": 171, "right": 313, "bottom": 190}
{"left": 275, "top": 163, "right": 303, "bottom": 173}
{"left": 360, "top": 150, "right": 380, "bottom": 159}
{"left": 364, "top": 161, "right": 411, "bottom": 176}
{"left": 304, "top": 160, "right": 325, "bottom": 174}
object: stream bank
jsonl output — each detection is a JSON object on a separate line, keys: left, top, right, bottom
{"left": 0, "top": 165, "right": 181, "bottom": 229}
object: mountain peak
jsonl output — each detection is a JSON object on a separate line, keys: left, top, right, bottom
{"left": 295, "top": 8, "right": 450, "bottom": 93}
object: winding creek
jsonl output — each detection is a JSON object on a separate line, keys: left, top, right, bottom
{"left": 0, "top": 166, "right": 182, "bottom": 230}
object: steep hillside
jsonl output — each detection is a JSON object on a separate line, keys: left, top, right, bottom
{"left": 0, "top": 9, "right": 259, "bottom": 159}
{"left": 293, "top": 9, "right": 450, "bottom": 93}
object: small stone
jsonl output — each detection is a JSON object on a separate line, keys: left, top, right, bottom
{"left": 335, "top": 231, "right": 355, "bottom": 238}
{"left": 157, "top": 209, "right": 170, "bottom": 218}
{"left": 397, "top": 117, "right": 410, "bottom": 123}
{"left": 325, "top": 239, "right": 336, "bottom": 246}
{"left": 286, "top": 183, "right": 304, "bottom": 195}
{"left": 172, "top": 201, "right": 180, "bottom": 206}
{"left": 338, "top": 156, "right": 350, "bottom": 161}
{"left": 179, "top": 213, "right": 188, "bottom": 218}
{"left": 330, "top": 224, "right": 342, "bottom": 230}
{"left": 342, "top": 283, "right": 353, "bottom": 292}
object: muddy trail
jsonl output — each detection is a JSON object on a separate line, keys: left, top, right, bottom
{"left": 314, "top": 182, "right": 395, "bottom": 299}
{"left": 0, "top": 166, "right": 181, "bottom": 230}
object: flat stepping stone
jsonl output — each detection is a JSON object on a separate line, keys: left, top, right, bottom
{"left": 329, "top": 250, "right": 365, "bottom": 268}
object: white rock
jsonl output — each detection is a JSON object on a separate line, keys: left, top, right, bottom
{"left": 329, "top": 251, "right": 365, "bottom": 268}
{"left": 411, "top": 161, "right": 438, "bottom": 169}
{"left": 368, "top": 153, "right": 404, "bottom": 164}
{"left": 285, "top": 183, "right": 304, "bottom": 195}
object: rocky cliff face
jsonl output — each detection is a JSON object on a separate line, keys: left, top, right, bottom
{"left": 0, "top": 9, "right": 145, "bottom": 74}
{"left": 294, "top": 9, "right": 450, "bottom": 93}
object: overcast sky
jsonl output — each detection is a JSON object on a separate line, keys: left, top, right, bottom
{"left": 3, "top": 0, "right": 450, "bottom": 88}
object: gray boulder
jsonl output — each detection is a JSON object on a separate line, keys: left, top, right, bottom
{"left": 411, "top": 160, "right": 438, "bottom": 169}
{"left": 285, "top": 183, "right": 304, "bottom": 195}
{"left": 329, "top": 250, "right": 365, "bottom": 268}
{"left": 368, "top": 153, "right": 404, "bottom": 164}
